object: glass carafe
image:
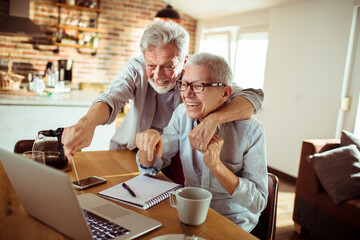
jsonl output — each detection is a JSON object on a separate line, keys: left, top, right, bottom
{"left": 32, "top": 128, "right": 68, "bottom": 169}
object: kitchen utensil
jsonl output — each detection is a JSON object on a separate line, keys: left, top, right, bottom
{"left": 32, "top": 128, "right": 68, "bottom": 169}
{"left": 181, "top": 222, "right": 198, "bottom": 240}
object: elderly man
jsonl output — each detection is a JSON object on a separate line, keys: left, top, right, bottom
{"left": 61, "top": 21, "right": 264, "bottom": 184}
{"left": 136, "top": 52, "right": 268, "bottom": 232}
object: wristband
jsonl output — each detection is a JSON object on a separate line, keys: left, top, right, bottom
{"left": 139, "top": 164, "right": 159, "bottom": 175}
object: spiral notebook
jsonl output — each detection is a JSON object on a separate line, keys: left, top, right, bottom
{"left": 98, "top": 174, "right": 182, "bottom": 210}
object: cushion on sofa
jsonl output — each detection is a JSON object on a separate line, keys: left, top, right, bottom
{"left": 341, "top": 130, "right": 360, "bottom": 151}
{"left": 307, "top": 144, "right": 360, "bottom": 204}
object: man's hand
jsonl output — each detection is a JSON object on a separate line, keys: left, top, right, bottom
{"left": 62, "top": 118, "right": 96, "bottom": 159}
{"left": 188, "top": 114, "right": 218, "bottom": 152}
{"left": 136, "top": 129, "right": 163, "bottom": 166}
{"left": 203, "top": 134, "right": 223, "bottom": 170}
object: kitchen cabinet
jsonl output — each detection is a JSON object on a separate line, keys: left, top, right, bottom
{"left": 54, "top": 1, "right": 105, "bottom": 55}
{"left": 0, "top": 91, "right": 115, "bottom": 153}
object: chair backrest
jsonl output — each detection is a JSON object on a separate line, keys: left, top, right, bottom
{"left": 14, "top": 139, "right": 35, "bottom": 153}
{"left": 251, "top": 173, "right": 280, "bottom": 240}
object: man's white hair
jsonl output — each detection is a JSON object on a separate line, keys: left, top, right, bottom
{"left": 140, "top": 21, "right": 190, "bottom": 62}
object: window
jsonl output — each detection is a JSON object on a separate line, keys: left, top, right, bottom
{"left": 234, "top": 32, "right": 268, "bottom": 89}
{"left": 336, "top": 6, "right": 360, "bottom": 136}
{"left": 199, "top": 32, "right": 230, "bottom": 63}
{"left": 199, "top": 28, "right": 268, "bottom": 90}
{"left": 355, "top": 97, "right": 360, "bottom": 135}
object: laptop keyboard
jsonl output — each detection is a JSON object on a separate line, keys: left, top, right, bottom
{"left": 83, "top": 209, "right": 131, "bottom": 240}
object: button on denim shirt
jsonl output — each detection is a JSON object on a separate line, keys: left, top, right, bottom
{"left": 137, "top": 104, "right": 268, "bottom": 232}
{"left": 93, "top": 55, "right": 264, "bottom": 150}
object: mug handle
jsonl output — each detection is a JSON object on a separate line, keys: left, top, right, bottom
{"left": 169, "top": 191, "right": 177, "bottom": 208}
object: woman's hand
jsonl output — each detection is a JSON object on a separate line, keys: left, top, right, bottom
{"left": 203, "top": 134, "right": 223, "bottom": 170}
{"left": 136, "top": 129, "right": 163, "bottom": 167}
{"left": 203, "top": 134, "right": 239, "bottom": 195}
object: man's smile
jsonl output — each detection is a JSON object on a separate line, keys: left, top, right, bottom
{"left": 154, "top": 79, "right": 170, "bottom": 86}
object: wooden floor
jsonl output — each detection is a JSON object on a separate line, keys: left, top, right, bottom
{"left": 275, "top": 175, "right": 310, "bottom": 240}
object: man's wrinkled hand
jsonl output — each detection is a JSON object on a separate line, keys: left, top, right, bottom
{"left": 188, "top": 115, "right": 218, "bottom": 152}
{"left": 61, "top": 118, "right": 96, "bottom": 159}
{"left": 136, "top": 129, "right": 163, "bottom": 163}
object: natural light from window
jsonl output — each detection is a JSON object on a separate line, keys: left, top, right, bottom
{"left": 200, "top": 33, "right": 229, "bottom": 63}
{"left": 234, "top": 32, "right": 268, "bottom": 89}
{"left": 200, "top": 30, "right": 268, "bottom": 90}
{"left": 355, "top": 94, "right": 360, "bottom": 135}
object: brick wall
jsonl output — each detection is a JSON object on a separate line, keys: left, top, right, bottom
{"left": 0, "top": 0, "right": 197, "bottom": 85}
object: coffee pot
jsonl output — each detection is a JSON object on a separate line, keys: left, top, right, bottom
{"left": 32, "top": 128, "right": 68, "bottom": 169}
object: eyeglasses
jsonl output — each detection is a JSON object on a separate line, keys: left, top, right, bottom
{"left": 176, "top": 81, "right": 227, "bottom": 93}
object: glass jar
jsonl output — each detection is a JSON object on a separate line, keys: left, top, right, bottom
{"left": 32, "top": 128, "right": 68, "bottom": 169}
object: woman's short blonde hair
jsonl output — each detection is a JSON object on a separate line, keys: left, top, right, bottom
{"left": 186, "top": 52, "right": 233, "bottom": 85}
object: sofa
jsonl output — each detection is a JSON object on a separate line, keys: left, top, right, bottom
{"left": 293, "top": 138, "right": 360, "bottom": 240}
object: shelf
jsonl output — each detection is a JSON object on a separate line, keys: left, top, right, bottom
{"left": 56, "top": 24, "right": 105, "bottom": 33}
{"left": 54, "top": 1, "right": 104, "bottom": 55}
{"left": 54, "top": 42, "right": 100, "bottom": 50}
{"left": 56, "top": 3, "right": 105, "bottom": 13}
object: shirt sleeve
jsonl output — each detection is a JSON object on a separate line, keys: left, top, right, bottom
{"left": 135, "top": 152, "right": 160, "bottom": 176}
{"left": 230, "top": 83, "right": 264, "bottom": 113}
{"left": 231, "top": 122, "right": 268, "bottom": 214}
{"left": 92, "top": 59, "right": 140, "bottom": 125}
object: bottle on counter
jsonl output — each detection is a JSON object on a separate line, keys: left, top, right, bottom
{"left": 29, "top": 74, "right": 45, "bottom": 93}
{"left": 45, "top": 62, "right": 58, "bottom": 88}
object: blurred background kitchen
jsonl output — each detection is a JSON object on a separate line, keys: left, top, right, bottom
{"left": 1, "top": 1, "right": 359, "bottom": 239}
{"left": 0, "top": 0, "right": 359, "bottom": 181}
{"left": 0, "top": 0, "right": 196, "bottom": 154}
{"left": 0, "top": 0, "right": 196, "bottom": 88}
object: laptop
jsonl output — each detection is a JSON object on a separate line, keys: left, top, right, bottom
{"left": 0, "top": 148, "right": 161, "bottom": 240}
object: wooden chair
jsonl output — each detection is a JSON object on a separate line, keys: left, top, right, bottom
{"left": 251, "top": 173, "right": 280, "bottom": 240}
{"left": 14, "top": 139, "right": 35, "bottom": 153}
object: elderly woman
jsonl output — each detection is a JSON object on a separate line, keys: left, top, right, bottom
{"left": 136, "top": 52, "right": 268, "bottom": 232}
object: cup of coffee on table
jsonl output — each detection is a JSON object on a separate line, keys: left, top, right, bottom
{"left": 170, "top": 187, "right": 212, "bottom": 226}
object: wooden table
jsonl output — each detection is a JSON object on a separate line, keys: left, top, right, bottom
{"left": 0, "top": 150, "right": 257, "bottom": 240}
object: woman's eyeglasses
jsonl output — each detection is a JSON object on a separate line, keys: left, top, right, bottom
{"left": 176, "top": 81, "right": 227, "bottom": 93}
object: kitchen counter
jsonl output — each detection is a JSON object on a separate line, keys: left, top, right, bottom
{"left": 0, "top": 90, "right": 116, "bottom": 153}
{"left": 0, "top": 90, "right": 100, "bottom": 107}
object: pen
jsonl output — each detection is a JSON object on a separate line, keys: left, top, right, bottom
{"left": 122, "top": 182, "right": 136, "bottom": 197}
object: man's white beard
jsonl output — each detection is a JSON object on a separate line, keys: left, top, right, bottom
{"left": 149, "top": 78, "right": 176, "bottom": 94}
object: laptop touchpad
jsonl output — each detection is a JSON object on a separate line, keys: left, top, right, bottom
{"left": 92, "top": 204, "right": 132, "bottom": 219}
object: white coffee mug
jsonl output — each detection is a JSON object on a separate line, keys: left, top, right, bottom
{"left": 170, "top": 187, "right": 212, "bottom": 226}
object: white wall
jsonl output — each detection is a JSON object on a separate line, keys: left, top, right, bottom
{"left": 197, "top": 0, "right": 355, "bottom": 177}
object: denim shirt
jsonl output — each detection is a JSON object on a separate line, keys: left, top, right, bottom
{"left": 94, "top": 55, "right": 264, "bottom": 150}
{"left": 136, "top": 104, "right": 268, "bottom": 232}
